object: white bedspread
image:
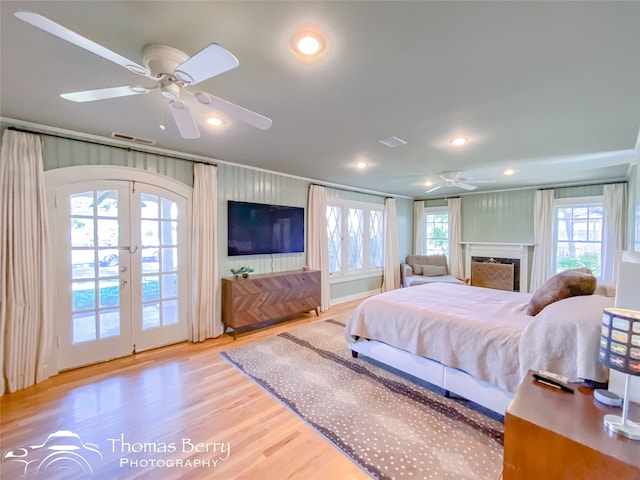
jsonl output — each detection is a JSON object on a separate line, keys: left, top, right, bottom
{"left": 344, "top": 283, "right": 612, "bottom": 392}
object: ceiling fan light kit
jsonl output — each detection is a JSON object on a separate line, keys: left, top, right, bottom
{"left": 15, "top": 11, "right": 272, "bottom": 140}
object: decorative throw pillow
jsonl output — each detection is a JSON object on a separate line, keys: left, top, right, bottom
{"left": 410, "top": 264, "right": 423, "bottom": 275}
{"left": 422, "top": 265, "right": 447, "bottom": 277}
{"left": 526, "top": 268, "right": 596, "bottom": 316}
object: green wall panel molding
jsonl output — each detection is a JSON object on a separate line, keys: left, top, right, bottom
{"left": 461, "top": 189, "right": 536, "bottom": 244}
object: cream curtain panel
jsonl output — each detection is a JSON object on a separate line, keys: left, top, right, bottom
{"left": 1, "top": 130, "right": 53, "bottom": 394}
{"left": 529, "top": 189, "right": 555, "bottom": 292}
{"left": 382, "top": 197, "right": 400, "bottom": 292}
{"left": 602, "top": 183, "right": 627, "bottom": 283}
{"left": 413, "top": 200, "right": 424, "bottom": 255}
{"left": 448, "top": 197, "right": 464, "bottom": 279}
{"left": 191, "top": 163, "right": 222, "bottom": 341}
{"left": 307, "top": 185, "right": 330, "bottom": 311}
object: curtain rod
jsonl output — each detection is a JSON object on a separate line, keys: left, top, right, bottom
{"left": 6, "top": 125, "right": 216, "bottom": 166}
{"left": 310, "top": 182, "right": 399, "bottom": 199}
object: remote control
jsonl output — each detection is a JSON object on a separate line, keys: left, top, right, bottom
{"left": 532, "top": 372, "right": 574, "bottom": 393}
{"left": 536, "top": 370, "right": 569, "bottom": 385}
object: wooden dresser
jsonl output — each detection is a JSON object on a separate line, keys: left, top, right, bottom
{"left": 503, "top": 371, "right": 640, "bottom": 479}
{"left": 221, "top": 269, "right": 321, "bottom": 338}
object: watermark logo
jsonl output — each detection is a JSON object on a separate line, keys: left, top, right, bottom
{"left": 2, "top": 430, "right": 103, "bottom": 479}
{"left": 3, "top": 431, "right": 232, "bottom": 477}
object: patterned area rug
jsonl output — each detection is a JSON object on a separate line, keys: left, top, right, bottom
{"left": 221, "top": 320, "right": 504, "bottom": 480}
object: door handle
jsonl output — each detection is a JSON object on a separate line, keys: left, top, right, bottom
{"left": 119, "top": 245, "right": 138, "bottom": 254}
{"left": 120, "top": 279, "right": 128, "bottom": 288}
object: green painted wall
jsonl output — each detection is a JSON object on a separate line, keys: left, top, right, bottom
{"left": 461, "top": 189, "right": 536, "bottom": 244}
{"left": 395, "top": 197, "right": 413, "bottom": 262}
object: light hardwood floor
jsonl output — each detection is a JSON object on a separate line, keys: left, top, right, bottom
{"left": 1, "top": 300, "right": 371, "bottom": 480}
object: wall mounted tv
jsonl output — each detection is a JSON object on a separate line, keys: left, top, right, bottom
{"left": 227, "top": 200, "right": 305, "bottom": 256}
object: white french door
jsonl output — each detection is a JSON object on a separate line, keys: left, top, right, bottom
{"left": 55, "top": 180, "right": 188, "bottom": 370}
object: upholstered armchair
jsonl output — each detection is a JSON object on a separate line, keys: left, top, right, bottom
{"left": 400, "top": 254, "right": 465, "bottom": 288}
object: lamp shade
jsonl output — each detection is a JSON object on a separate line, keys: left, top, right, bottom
{"left": 600, "top": 307, "right": 640, "bottom": 376}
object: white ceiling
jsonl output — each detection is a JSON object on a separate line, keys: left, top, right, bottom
{"left": 1, "top": 1, "right": 639, "bottom": 198}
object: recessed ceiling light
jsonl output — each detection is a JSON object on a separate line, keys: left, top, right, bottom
{"left": 503, "top": 168, "right": 515, "bottom": 176}
{"left": 424, "top": 180, "right": 434, "bottom": 187}
{"left": 290, "top": 27, "right": 327, "bottom": 60}
{"left": 449, "top": 136, "right": 470, "bottom": 147}
{"left": 297, "top": 35, "right": 321, "bottom": 55}
{"left": 356, "top": 161, "right": 368, "bottom": 169}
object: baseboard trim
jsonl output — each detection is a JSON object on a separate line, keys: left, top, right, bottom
{"left": 331, "top": 288, "right": 380, "bottom": 305}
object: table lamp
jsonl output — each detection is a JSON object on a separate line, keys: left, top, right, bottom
{"left": 599, "top": 307, "right": 640, "bottom": 440}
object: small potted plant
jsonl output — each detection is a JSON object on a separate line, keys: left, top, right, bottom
{"left": 231, "top": 266, "right": 254, "bottom": 279}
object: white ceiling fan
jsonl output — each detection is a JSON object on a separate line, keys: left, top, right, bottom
{"left": 426, "top": 171, "right": 496, "bottom": 193}
{"left": 15, "top": 11, "right": 272, "bottom": 139}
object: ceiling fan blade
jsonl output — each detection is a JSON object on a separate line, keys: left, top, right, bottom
{"left": 61, "top": 86, "right": 150, "bottom": 102}
{"left": 455, "top": 182, "right": 478, "bottom": 191}
{"left": 426, "top": 186, "right": 442, "bottom": 193}
{"left": 173, "top": 43, "right": 239, "bottom": 85}
{"left": 168, "top": 100, "right": 200, "bottom": 139}
{"left": 195, "top": 93, "right": 272, "bottom": 130}
{"left": 465, "top": 179, "right": 496, "bottom": 184}
{"left": 15, "top": 11, "right": 149, "bottom": 76}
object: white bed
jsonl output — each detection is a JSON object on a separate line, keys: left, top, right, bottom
{"left": 344, "top": 283, "right": 614, "bottom": 415}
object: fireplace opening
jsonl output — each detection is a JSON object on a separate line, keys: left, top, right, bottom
{"left": 471, "top": 256, "right": 521, "bottom": 292}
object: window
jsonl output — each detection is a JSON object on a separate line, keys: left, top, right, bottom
{"left": 424, "top": 209, "right": 449, "bottom": 257}
{"left": 326, "top": 200, "right": 384, "bottom": 277}
{"left": 553, "top": 197, "right": 603, "bottom": 277}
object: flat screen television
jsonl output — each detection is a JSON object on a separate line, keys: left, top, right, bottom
{"left": 227, "top": 200, "right": 305, "bottom": 256}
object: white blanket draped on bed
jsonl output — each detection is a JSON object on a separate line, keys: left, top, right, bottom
{"left": 344, "top": 283, "right": 612, "bottom": 392}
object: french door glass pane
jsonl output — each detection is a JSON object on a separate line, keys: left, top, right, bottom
{"left": 73, "top": 312, "right": 96, "bottom": 343}
{"left": 97, "top": 219, "right": 119, "bottom": 246}
{"left": 72, "top": 250, "right": 94, "bottom": 279}
{"left": 143, "top": 276, "right": 160, "bottom": 302}
{"left": 141, "top": 220, "right": 159, "bottom": 247}
{"left": 161, "top": 198, "right": 178, "bottom": 219}
{"left": 141, "top": 194, "right": 159, "bottom": 218}
{"left": 143, "top": 303, "right": 161, "bottom": 330}
{"left": 99, "top": 279, "right": 119, "bottom": 308}
{"left": 162, "top": 274, "right": 178, "bottom": 297}
{"left": 96, "top": 190, "right": 118, "bottom": 216}
{"left": 73, "top": 281, "right": 96, "bottom": 310}
{"left": 70, "top": 192, "right": 93, "bottom": 216}
{"left": 162, "top": 247, "right": 178, "bottom": 271}
{"left": 161, "top": 220, "right": 177, "bottom": 244}
{"left": 100, "top": 309, "right": 120, "bottom": 338}
{"left": 163, "top": 300, "right": 179, "bottom": 325}
{"left": 71, "top": 218, "right": 94, "bottom": 247}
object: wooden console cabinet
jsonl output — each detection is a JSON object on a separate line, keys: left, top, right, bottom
{"left": 221, "top": 269, "right": 321, "bottom": 338}
{"left": 503, "top": 371, "right": 640, "bottom": 479}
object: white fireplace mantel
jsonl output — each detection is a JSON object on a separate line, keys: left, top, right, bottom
{"left": 462, "top": 242, "right": 533, "bottom": 293}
